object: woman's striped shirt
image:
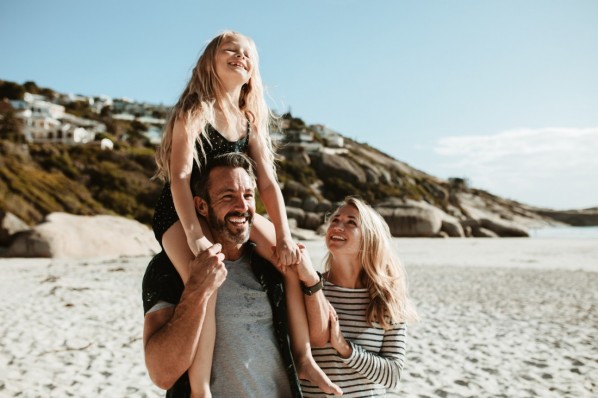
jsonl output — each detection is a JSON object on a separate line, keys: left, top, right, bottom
{"left": 300, "top": 281, "right": 407, "bottom": 397}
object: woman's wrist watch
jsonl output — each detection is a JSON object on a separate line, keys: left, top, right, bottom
{"left": 301, "top": 271, "right": 323, "bottom": 295}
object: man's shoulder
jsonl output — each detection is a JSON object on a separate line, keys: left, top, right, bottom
{"left": 141, "top": 251, "right": 184, "bottom": 313}
{"left": 245, "top": 242, "right": 271, "bottom": 267}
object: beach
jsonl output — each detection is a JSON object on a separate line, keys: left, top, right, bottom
{"left": 1, "top": 238, "right": 597, "bottom": 397}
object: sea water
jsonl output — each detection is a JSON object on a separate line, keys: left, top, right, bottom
{"left": 529, "top": 226, "right": 598, "bottom": 239}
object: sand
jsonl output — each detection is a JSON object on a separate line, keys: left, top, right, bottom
{"left": 1, "top": 238, "right": 597, "bottom": 397}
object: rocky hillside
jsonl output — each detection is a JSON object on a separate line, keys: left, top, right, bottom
{"left": 1, "top": 116, "right": 596, "bottom": 243}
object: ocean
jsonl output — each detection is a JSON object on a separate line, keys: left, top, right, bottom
{"left": 529, "top": 226, "right": 598, "bottom": 239}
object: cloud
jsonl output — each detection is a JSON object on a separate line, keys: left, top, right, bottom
{"left": 433, "top": 127, "right": 598, "bottom": 209}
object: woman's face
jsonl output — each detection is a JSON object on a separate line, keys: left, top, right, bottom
{"left": 326, "top": 204, "right": 363, "bottom": 257}
{"left": 214, "top": 35, "right": 254, "bottom": 87}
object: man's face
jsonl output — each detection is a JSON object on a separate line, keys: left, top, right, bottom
{"left": 204, "top": 166, "right": 256, "bottom": 245}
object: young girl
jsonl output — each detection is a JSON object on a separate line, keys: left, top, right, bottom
{"left": 301, "top": 197, "right": 419, "bottom": 397}
{"left": 153, "top": 31, "right": 340, "bottom": 397}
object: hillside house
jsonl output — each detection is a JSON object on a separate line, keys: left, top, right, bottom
{"left": 10, "top": 93, "right": 96, "bottom": 144}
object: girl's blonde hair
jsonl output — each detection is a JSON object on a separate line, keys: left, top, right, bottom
{"left": 155, "top": 31, "right": 275, "bottom": 181}
{"left": 324, "top": 196, "right": 418, "bottom": 329}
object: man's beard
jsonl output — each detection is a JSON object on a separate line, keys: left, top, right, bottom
{"left": 207, "top": 207, "right": 253, "bottom": 245}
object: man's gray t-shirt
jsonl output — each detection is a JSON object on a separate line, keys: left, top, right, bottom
{"left": 210, "top": 254, "right": 292, "bottom": 397}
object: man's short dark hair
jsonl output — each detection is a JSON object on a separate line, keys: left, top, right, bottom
{"left": 191, "top": 153, "right": 257, "bottom": 201}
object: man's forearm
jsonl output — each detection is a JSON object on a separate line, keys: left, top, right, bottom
{"left": 144, "top": 282, "right": 212, "bottom": 389}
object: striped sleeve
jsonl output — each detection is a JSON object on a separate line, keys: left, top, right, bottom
{"left": 341, "top": 323, "right": 407, "bottom": 389}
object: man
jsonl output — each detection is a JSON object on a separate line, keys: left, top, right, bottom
{"left": 142, "top": 153, "right": 329, "bottom": 397}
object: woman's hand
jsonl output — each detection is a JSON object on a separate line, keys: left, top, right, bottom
{"left": 328, "top": 302, "right": 353, "bottom": 359}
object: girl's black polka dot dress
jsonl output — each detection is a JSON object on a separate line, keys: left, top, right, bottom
{"left": 152, "top": 124, "right": 250, "bottom": 245}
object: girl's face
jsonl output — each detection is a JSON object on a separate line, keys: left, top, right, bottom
{"left": 326, "top": 204, "right": 363, "bottom": 257}
{"left": 214, "top": 35, "right": 254, "bottom": 87}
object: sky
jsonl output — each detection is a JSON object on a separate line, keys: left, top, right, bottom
{"left": 1, "top": 0, "right": 597, "bottom": 210}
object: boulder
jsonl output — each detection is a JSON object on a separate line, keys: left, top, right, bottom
{"left": 314, "top": 153, "right": 367, "bottom": 184}
{"left": 472, "top": 227, "right": 499, "bottom": 238}
{"left": 480, "top": 217, "right": 529, "bottom": 237}
{"left": 303, "top": 212, "right": 324, "bottom": 230}
{"left": 287, "top": 197, "right": 303, "bottom": 208}
{"left": 302, "top": 196, "right": 319, "bottom": 212}
{"left": 5, "top": 212, "right": 160, "bottom": 258}
{"left": 285, "top": 207, "right": 306, "bottom": 226}
{"left": 441, "top": 216, "right": 465, "bottom": 237}
{"left": 375, "top": 200, "right": 443, "bottom": 237}
{"left": 282, "top": 180, "right": 312, "bottom": 199}
{"left": 315, "top": 199, "right": 333, "bottom": 214}
{"left": 0, "top": 211, "right": 30, "bottom": 246}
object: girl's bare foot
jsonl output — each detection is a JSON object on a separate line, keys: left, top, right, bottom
{"left": 297, "top": 355, "right": 343, "bottom": 396}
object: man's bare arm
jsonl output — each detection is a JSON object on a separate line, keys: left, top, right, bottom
{"left": 143, "top": 244, "right": 226, "bottom": 389}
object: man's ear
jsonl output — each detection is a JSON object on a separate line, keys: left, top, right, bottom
{"left": 194, "top": 196, "right": 209, "bottom": 217}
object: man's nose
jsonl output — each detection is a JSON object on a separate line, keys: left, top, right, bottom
{"left": 232, "top": 194, "right": 249, "bottom": 210}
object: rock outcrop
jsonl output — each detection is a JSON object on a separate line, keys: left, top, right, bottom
{"left": 5, "top": 212, "right": 160, "bottom": 258}
{"left": 0, "top": 211, "right": 30, "bottom": 246}
{"left": 535, "top": 208, "right": 598, "bottom": 226}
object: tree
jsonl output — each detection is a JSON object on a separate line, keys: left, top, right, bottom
{"left": 0, "top": 80, "right": 25, "bottom": 100}
{"left": 0, "top": 111, "right": 24, "bottom": 142}
{"left": 23, "top": 81, "right": 40, "bottom": 95}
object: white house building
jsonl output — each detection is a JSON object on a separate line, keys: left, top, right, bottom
{"left": 11, "top": 93, "right": 95, "bottom": 144}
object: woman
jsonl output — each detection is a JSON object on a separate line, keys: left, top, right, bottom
{"left": 301, "top": 197, "right": 418, "bottom": 397}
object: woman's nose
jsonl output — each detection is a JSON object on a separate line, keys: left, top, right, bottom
{"left": 333, "top": 223, "right": 344, "bottom": 231}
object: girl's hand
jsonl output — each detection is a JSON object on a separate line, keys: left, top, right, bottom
{"left": 275, "top": 236, "right": 301, "bottom": 268}
{"left": 328, "top": 302, "right": 353, "bottom": 359}
{"left": 190, "top": 236, "right": 213, "bottom": 256}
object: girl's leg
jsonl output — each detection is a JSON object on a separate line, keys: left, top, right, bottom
{"left": 189, "top": 293, "right": 216, "bottom": 398}
{"left": 162, "top": 219, "right": 216, "bottom": 397}
{"left": 251, "top": 215, "right": 342, "bottom": 395}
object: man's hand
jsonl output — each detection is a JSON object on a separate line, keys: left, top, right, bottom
{"left": 188, "top": 243, "right": 227, "bottom": 296}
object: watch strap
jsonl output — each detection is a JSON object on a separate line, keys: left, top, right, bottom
{"left": 301, "top": 271, "right": 323, "bottom": 295}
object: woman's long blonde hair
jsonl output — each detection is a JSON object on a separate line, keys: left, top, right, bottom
{"left": 324, "top": 196, "right": 418, "bottom": 329}
{"left": 155, "top": 31, "right": 275, "bottom": 181}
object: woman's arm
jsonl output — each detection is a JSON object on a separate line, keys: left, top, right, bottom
{"left": 170, "top": 118, "right": 211, "bottom": 255}
{"left": 330, "top": 315, "right": 407, "bottom": 389}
